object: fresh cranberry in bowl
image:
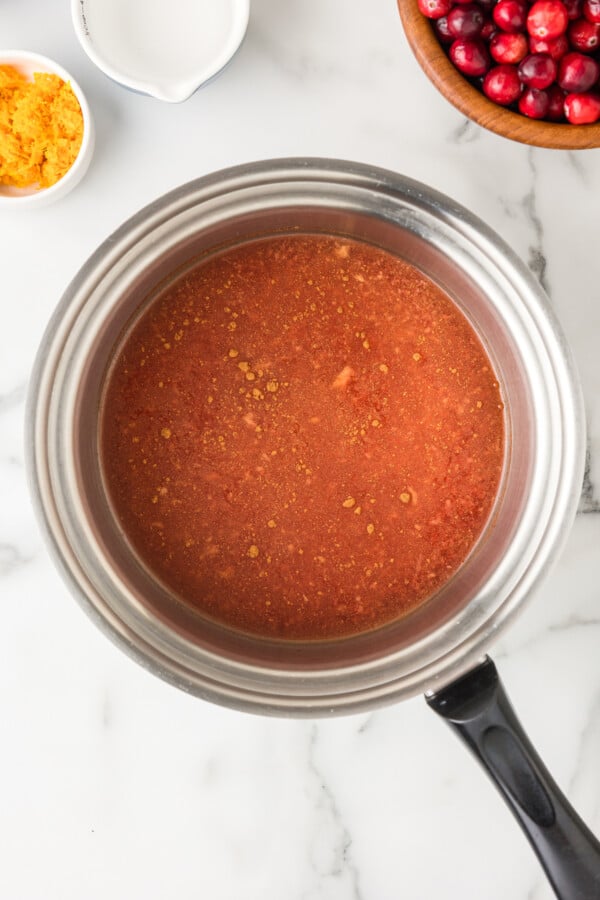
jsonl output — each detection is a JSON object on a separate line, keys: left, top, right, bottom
{"left": 564, "top": 90, "right": 600, "bottom": 120}
{"left": 434, "top": 15, "right": 455, "bottom": 43}
{"left": 483, "top": 64, "right": 523, "bottom": 103}
{"left": 418, "top": 0, "right": 452, "bottom": 18}
{"left": 527, "top": 1, "right": 570, "bottom": 38}
{"left": 490, "top": 31, "right": 529, "bottom": 63}
{"left": 563, "top": 0, "right": 583, "bottom": 17}
{"left": 528, "top": 32, "right": 570, "bottom": 57}
{"left": 519, "top": 86, "right": 551, "bottom": 116}
{"left": 558, "top": 50, "right": 600, "bottom": 90}
{"left": 481, "top": 19, "right": 498, "bottom": 39}
{"left": 546, "top": 83, "right": 568, "bottom": 117}
{"left": 569, "top": 16, "right": 600, "bottom": 48}
{"left": 493, "top": 0, "right": 528, "bottom": 32}
{"left": 518, "top": 52, "right": 558, "bottom": 87}
{"left": 449, "top": 37, "right": 491, "bottom": 75}
{"left": 583, "top": 0, "right": 600, "bottom": 23}
{"left": 447, "top": 3, "right": 485, "bottom": 37}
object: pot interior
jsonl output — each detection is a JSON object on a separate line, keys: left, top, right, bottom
{"left": 70, "top": 205, "right": 530, "bottom": 671}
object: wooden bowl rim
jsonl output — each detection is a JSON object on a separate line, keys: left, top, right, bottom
{"left": 398, "top": 0, "right": 600, "bottom": 150}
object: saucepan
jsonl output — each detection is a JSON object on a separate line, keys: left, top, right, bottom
{"left": 26, "top": 158, "right": 600, "bottom": 898}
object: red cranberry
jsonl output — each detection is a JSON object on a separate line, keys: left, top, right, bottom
{"left": 546, "top": 83, "right": 568, "bottom": 117}
{"left": 564, "top": 90, "right": 600, "bottom": 120}
{"left": 447, "top": 3, "right": 485, "bottom": 38}
{"left": 518, "top": 87, "right": 551, "bottom": 116}
{"left": 558, "top": 50, "right": 600, "bottom": 89}
{"left": 528, "top": 32, "right": 570, "bottom": 57}
{"left": 563, "top": 0, "right": 583, "bottom": 17}
{"left": 518, "top": 52, "right": 558, "bottom": 87}
{"left": 569, "top": 16, "right": 600, "bottom": 49}
{"left": 483, "top": 64, "right": 523, "bottom": 104}
{"left": 493, "top": 0, "right": 528, "bottom": 32}
{"left": 434, "top": 15, "right": 455, "bottom": 43}
{"left": 583, "top": 0, "right": 600, "bottom": 22}
{"left": 418, "top": 0, "right": 451, "bottom": 19}
{"left": 449, "top": 38, "right": 491, "bottom": 76}
{"left": 490, "top": 31, "right": 529, "bottom": 63}
{"left": 527, "top": 1, "right": 569, "bottom": 38}
{"left": 480, "top": 19, "right": 498, "bottom": 40}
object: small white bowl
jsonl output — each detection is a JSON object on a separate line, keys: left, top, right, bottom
{"left": 72, "top": 0, "right": 250, "bottom": 103}
{"left": 0, "top": 50, "right": 94, "bottom": 209}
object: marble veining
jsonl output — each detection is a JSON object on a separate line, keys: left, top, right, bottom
{"left": 565, "top": 149, "right": 590, "bottom": 183}
{"left": 580, "top": 446, "right": 600, "bottom": 514}
{"left": 523, "top": 149, "right": 549, "bottom": 296}
{"left": 0, "top": 542, "right": 34, "bottom": 576}
{"left": 305, "top": 725, "right": 364, "bottom": 900}
{"left": 0, "top": 382, "right": 27, "bottom": 414}
{"left": 1, "top": 1, "right": 599, "bottom": 898}
{"left": 450, "top": 117, "right": 480, "bottom": 144}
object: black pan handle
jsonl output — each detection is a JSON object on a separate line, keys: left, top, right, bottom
{"left": 427, "top": 657, "right": 600, "bottom": 900}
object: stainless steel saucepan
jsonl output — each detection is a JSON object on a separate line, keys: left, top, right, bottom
{"left": 26, "top": 159, "right": 600, "bottom": 898}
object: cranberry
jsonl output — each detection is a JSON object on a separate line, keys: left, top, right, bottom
{"left": 527, "top": 1, "right": 569, "bottom": 38}
{"left": 483, "top": 64, "right": 523, "bottom": 104}
{"left": 490, "top": 31, "right": 529, "bottom": 63}
{"left": 546, "top": 83, "right": 568, "bottom": 117}
{"left": 449, "top": 37, "right": 491, "bottom": 76}
{"left": 564, "top": 90, "right": 600, "bottom": 120}
{"left": 434, "top": 15, "right": 455, "bottom": 43}
{"left": 563, "top": 0, "right": 583, "bottom": 17}
{"left": 519, "top": 86, "right": 551, "bottom": 116}
{"left": 583, "top": 0, "right": 600, "bottom": 22}
{"left": 528, "top": 32, "right": 570, "bottom": 57}
{"left": 558, "top": 50, "right": 600, "bottom": 89}
{"left": 518, "top": 52, "right": 558, "bottom": 86}
{"left": 493, "top": 0, "right": 528, "bottom": 32}
{"left": 447, "top": 3, "right": 485, "bottom": 38}
{"left": 418, "top": 0, "right": 452, "bottom": 19}
{"left": 569, "top": 16, "right": 600, "bottom": 49}
{"left": 480, "top": 19, "right": 497, "bottom": 40}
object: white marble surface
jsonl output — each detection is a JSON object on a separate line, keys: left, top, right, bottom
{"left": 1, "top": 2, "right": 600, "bottom": 898}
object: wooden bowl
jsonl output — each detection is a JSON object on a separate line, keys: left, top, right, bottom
{"left": 398, "top": 1, "right": 600, "bottom": 149}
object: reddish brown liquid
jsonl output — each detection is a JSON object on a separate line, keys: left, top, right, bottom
{"left": 100, "top": 235, "right": 504, "bottom": 639}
